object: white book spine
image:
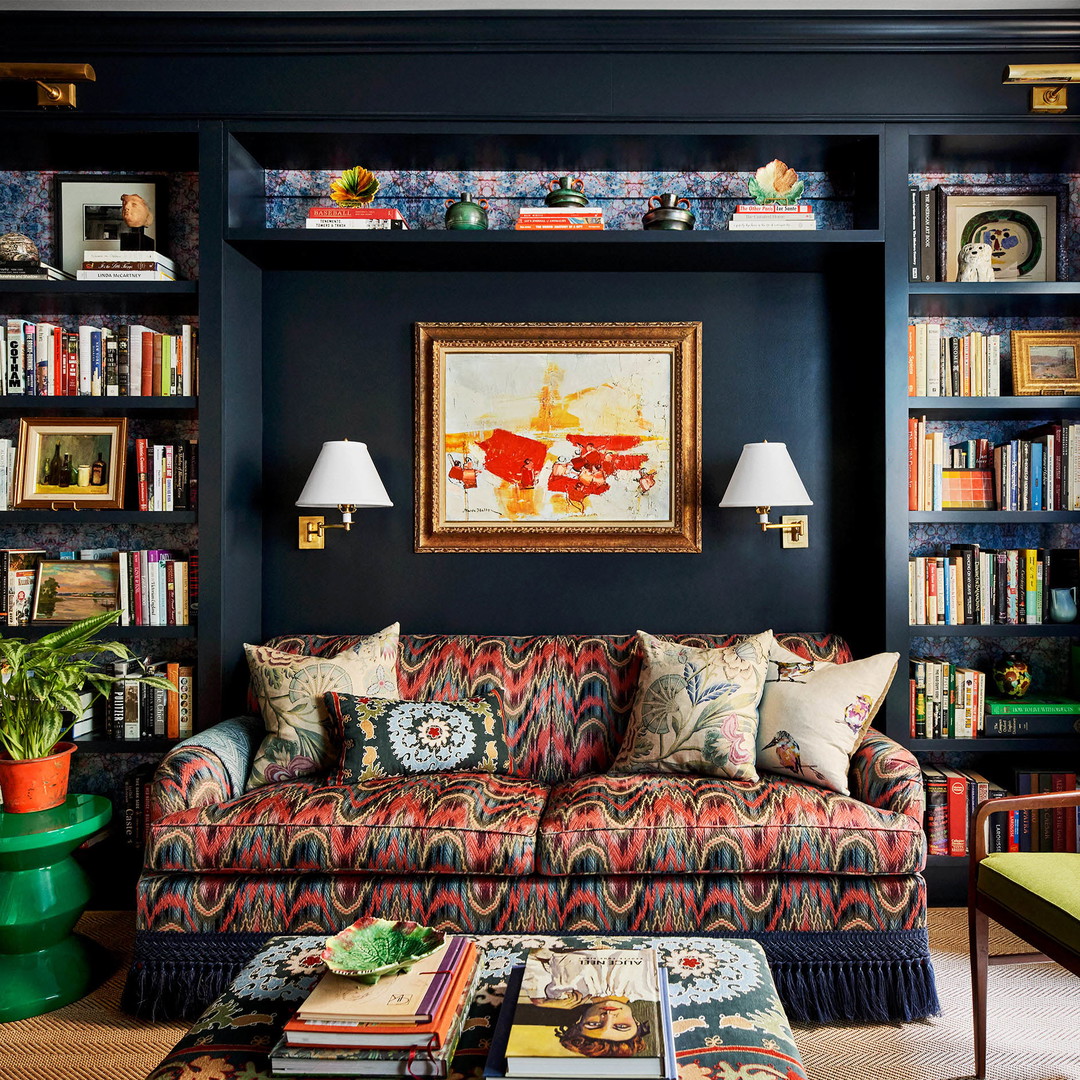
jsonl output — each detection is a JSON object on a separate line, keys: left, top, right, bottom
{"left": 127, "top": 325, "right": 146, "bottom": 396}
{"left": 925, "top": 323, "right": 941, "bottom": 397}
{"left": 181, "top": 324, "right": 192, "bottom": 396}
{"left": 78, "top": 325, "right": 94, "bottom": 396}
{"left": 987, "top": 334, "right": 1000, "bottom": 396}
{"left": 118, "top": 551, "right": 130, "bottom": 626}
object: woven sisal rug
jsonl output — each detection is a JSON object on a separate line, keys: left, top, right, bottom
{"left": 0, "top": 909, "right": 1075, "bottom": 1080}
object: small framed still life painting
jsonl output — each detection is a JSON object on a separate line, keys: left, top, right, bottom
{"left": 1011, "top": 330, "right": 1080, "bottom": 396}
{"left": 940, "top": 468, "right": 996, "bottom": 511}
{"left": 13, "top": 416, "right": 127, "bottom": 510}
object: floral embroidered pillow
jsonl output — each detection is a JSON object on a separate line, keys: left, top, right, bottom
{"left": 245, "top": 623, "right": 399, "bottom": 789}
{"left": 608, "top": 630, "right": 772, "bottom": 780}
{"left": 756, "top": 641, "right": 898, "bottom": 795}
{"left": 324, "top": 691, "right": 509, "bottom": 782}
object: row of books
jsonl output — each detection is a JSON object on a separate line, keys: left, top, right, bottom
{"left": 909, "top": 657, "right": 987, "bottom": 739}
{"left": 135, "top": 438, "right": 198, "bottom": 512}
{"left": 516, "top": 207, "right": 604, "bottom": 231}
{"left": 75, "top": 248, "right": 179, "bottom": 281}
{"left": 906, "top": 324, "right": 1002, "bottom": 397}
{"left": 108, "top": 658, "right": 194, "bottom": 741}
{"left": 908, "top": 546, "right": 1080, "bottom": 626}
{"left": 909, "top": 655, "right": 1080, "bottom": 739}
{"left": 2, "top": 319, "right": 197, "bottom": 397}
{"left": 907, "top": 418, "right": 1080, "bottom": 511}
{"left": 923, "top": 767, "right": 1079, "bottom": 856}
{"left": 0, "top": 546, "right": 197, "bottom": 627}
{"left": 272, "top": 935, "right": 481, "bottom": 1077}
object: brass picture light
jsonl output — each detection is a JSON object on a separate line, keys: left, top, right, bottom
{"left": 0, "top": 63, "right": 96, "bottom": 108}
{"left": 1003, "top": 63, "right": 1080, "bottom": 114}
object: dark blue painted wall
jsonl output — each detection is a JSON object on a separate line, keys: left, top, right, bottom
{"left": 260, "top": 264, "right": 883, "bottom": 654}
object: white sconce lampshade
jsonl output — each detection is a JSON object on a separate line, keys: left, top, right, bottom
{"left": 718, "top": 441, "right": 813, "bottom": 508}
{"left": 296, "top": 440, "right": 393, "bottom": 508}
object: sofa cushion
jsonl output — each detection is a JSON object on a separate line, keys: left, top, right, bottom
{"left": 146, "top": 772, "right": 549, "bottom": 876}
{"left": 608, "top": 631, "right": 771, "bottom": 780}
{"left": 245, "top": 624, "right": 400, "bottom": 789}
{"left": 326, "top": 690, "right": 509, "bottom": 781}
{"left": 537, "top": 772, "right": 925, "bottom": 877}
{"left": 756, "top": 644, "right": 898, "bottom": 795}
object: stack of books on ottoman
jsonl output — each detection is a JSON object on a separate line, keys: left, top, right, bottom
{"left": 727, "top": 204, "right": 817, "bottom": 231}
{"left": 271, "top": 936, "right": 480, "bottom": 1077}
{"left": 484, "top": 947, "right": 676, "bottom": 1080}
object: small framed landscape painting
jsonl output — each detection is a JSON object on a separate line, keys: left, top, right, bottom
{"left": 937, "top": 185, "right": 1066, "bottom": 283}
{"left": 54, "top": 174, "right": 166, "bottom": 277}
{"left": 414, "top": 321, "right": 701, "bottom": 552}
{"left": 13, "top": 416, "right": 127, "bottom": 509}
{"left": 31, "top": 559, "right": 120, "bottom": 625}
{"left": 1011, "top": 330, "right": 1080, "bottom": 396}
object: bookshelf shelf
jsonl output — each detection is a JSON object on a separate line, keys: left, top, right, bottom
{"left": 910, "top": 624, "right": 1080, "bottom": 637}
{"left": 908, "top": 397, "right": 1080, "bottom": 418}
{"left": 226, "top": 227, "right": 883, "bottom": 273}
{"left": 0, "top": 281, "right": 198, "bottom": 318}
{"left": 2, "top": 397, "right": 197, "bottom": 414}
{"left": 9, "top": 624, "right": 195, "bottom": 640}
{"left": 908, "top": 511, "right": 1080, "bottom": 524}
{"left": 0, "top": 511, "right": 197, "bottom": 524}
{"left": 902, "top": 737, "right": 1080, "bottom": 753}
{"left": 73, "top": 737, "right": 177, "bottom": 754}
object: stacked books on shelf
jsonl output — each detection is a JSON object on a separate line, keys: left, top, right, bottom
{"left": 76, "top": 250, "right": 179, "bottom": 281}
{"left": 305, "top": 207, "right": 410, "bottom": 230}
{"left": 983, "top": 695, "right": 1080, "bottom": 736}
{"left": 0, "top": 259, "right": 71, "bottom": 282}
{"left": 135, "top": 438, "right": 198, "bottom": 512}
{"left": 908, "top": 545, "right": 1080, "bottom": 626}
{"left": 110, "top": 658, "right": 194, "bottom": 741}
{"left": 1, "top": 318, "right": 197, "bottom": 397}
{"left": 922, "top": 766, "right": 1079, "bottom": 856}
{"left": 486, "top": 946, "right": 675, "bottom": 1080}
{"left": 908, "top": 186, "right": 937, "bottom": 283}
{"left": 909, "top": 656, "right": 986, "bottom": 738}
{"left": 726, "top": 204, "right": 816, "bottom": 230}
{"left": 907, "top": 323, "right": 1001, "bottom": 397}
{"left": 271, "top": 935, "right": 480, "bottom": 1077}
{"left": 515, "top": 207, "right": 604, "bottom": 231}
{"left": 908, "top": 418, "right": 1080, "bottom": 511}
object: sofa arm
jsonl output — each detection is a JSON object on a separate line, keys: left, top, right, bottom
{"left": 848, "top": 729, "right": 924, "bottom": 826}
{"left": 149, "top": 715, "right": 263, "bottom": 820}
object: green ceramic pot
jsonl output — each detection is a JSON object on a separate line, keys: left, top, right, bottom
{"left": 444, "top": 193, "right": 489, "bottom": 230}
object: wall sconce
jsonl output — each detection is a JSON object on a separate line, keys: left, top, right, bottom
{"left": 718, "top": 441, "right": 813, "bottom": 549}
{"left": 1002, "top": 63, "right": 1080, "bottom": 114}
{"left": 295, "top": 439, "right": 392, "bottom": 550}
{"left": 0, "top": 63, "right": 96, "bottom": 108}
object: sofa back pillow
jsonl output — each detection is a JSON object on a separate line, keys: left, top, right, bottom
{"left": 244, "top": 622, "right": 399, "bottom": 789}
{"left": 756, "top": 642, "right": 898, "bottom": 795}
{"left": 608, "top": 629, "right": 772, "bottom": 780}
{"left": 325, "top": 690, "right": 509, "bottom": 782}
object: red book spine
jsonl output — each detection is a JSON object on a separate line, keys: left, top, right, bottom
{"left": 307, "top": 206, "right": 405, "bottom": 219}
{"left": 141, "top": 332, "right": 154, "bottom": 396}
{"left": 946, "top": 771, "right": 968, "bottom": 856}
{"left": 53, "top": 328, "right": 64, "bottom": 396}
{"left": 135, "top": 438, "right": 150, "bottom": 512}
{"left": 907, "top": 417, "right": 918, "bottom": 511}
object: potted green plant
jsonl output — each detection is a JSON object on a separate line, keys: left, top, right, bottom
{"left": 0, "top": 609, "right": 175, "bottom": 813}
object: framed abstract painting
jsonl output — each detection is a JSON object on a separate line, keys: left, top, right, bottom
{"left": 414, "top": 322, "right": 701, "bottom": 552}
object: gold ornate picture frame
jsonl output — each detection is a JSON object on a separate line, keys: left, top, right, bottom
{"left": 414, "top": 322, "right": 701, "bottom": 553}
{"left": 13, "top": 416, "right": 127, "bottom": 509}
{"left": 1011, "top": 330, "right": 1080, "bottom": 396}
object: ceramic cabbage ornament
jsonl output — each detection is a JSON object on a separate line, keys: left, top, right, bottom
{"left": 747, "top": 158, "right": 805, "bottom": 205}
{"left": 329, "top": 166, "right": 380, "bottom": 206}
{"left": 321, "top": 917, "right": 445, "bottom": 983}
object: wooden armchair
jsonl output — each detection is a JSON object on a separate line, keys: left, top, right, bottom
{"left": 969, "top": 789, "right": 1080, "bottom": 1078}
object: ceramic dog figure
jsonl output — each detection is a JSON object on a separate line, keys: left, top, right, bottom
{"left": 957, "top": 241, "right": 993, "bottom": 282}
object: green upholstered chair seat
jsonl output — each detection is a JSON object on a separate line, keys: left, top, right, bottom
{"left": 978, "top": 853, "right": 1080, "bottom": 956}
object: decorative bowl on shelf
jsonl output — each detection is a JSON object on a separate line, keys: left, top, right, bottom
{"left": 321, "top": 917, "right": 445, "bottom": 983}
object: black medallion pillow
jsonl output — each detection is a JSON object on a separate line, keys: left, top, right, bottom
{"left": 324, "top": 690, "right": 510, "bottom": 782}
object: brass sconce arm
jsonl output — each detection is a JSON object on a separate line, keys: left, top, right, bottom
{"left": 0, "top": 63, "right": 96, "bottom": 108}
{"left": 756, "top": 506, "right": 803, "bottom": 543}
{"left": 1003, "top": 63, "right": 1080, "bottom": 113}
{"left": 298, "top": 505, "right": 357, "bottom": 549}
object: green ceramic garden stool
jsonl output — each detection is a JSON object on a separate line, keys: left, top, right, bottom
{"left": 0, "top": 793, "right": 111, "bottom": 1022}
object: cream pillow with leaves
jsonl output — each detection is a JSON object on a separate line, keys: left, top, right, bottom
{"left": 609, "top": 630, "right": 772, "bottom": 780}
{"left": 245, "top": 623, "right": 400, "bottom": 789}
{"left": 755, "top": 641, "right": 898, "bottom": 795}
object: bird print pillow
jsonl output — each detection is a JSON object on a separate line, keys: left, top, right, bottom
{"left": 609, "top": 630, "right": 772, "bottom": 781}
{"left": 756, "top": 642, "right": 898, "bottom": 794}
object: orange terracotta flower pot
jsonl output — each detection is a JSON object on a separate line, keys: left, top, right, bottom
{"left": 0, "top": 741, "right": 76, "bottom": 813}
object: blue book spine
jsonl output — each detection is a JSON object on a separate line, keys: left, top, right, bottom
{"left": 90, "top": 330, "right": 103, "bottom": 397}
{"left": 1031, "top": 442, "right": 1044, "bottom": 512}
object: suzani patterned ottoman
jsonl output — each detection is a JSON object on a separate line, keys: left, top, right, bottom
{"left": 146, "top": 934, "right": 806, "bottom": 1080}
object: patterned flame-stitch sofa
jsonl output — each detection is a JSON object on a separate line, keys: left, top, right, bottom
{"left": 124, "top": 632, "right": 937, "bottom": 1024}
